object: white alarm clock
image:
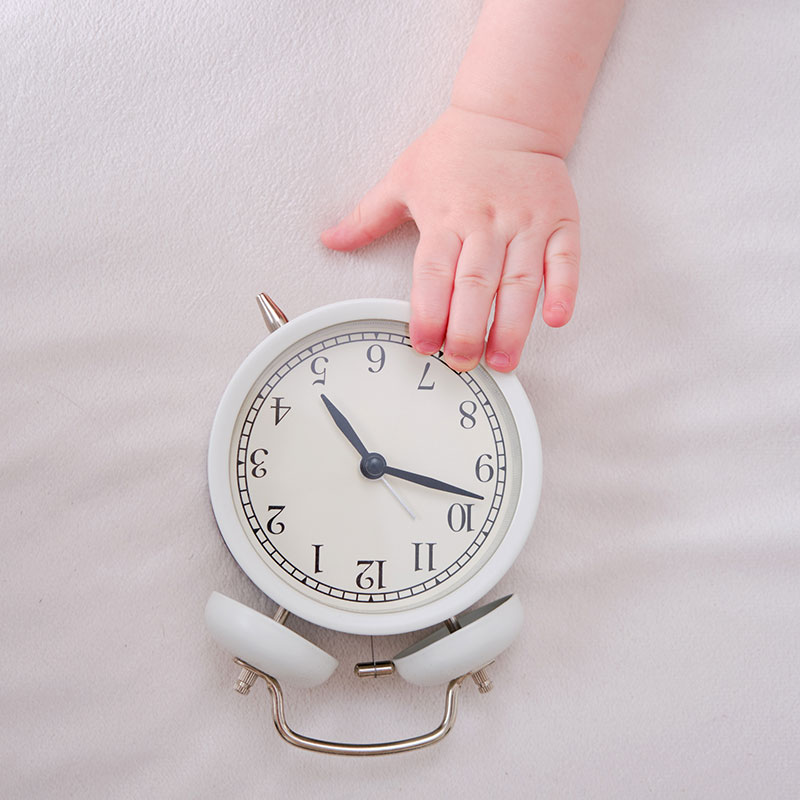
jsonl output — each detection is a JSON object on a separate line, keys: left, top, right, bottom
{"left": 205, "top": 294, "right": 542, "bottom": 755}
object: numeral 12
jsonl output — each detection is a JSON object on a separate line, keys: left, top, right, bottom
{"left": 356, "top": 560, "right": 386, "bottom": 590}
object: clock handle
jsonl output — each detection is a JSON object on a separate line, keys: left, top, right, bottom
{"left": 233, "top": 657, "right": 469, "bottom": 756}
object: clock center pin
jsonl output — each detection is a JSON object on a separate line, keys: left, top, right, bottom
{"left": 359, "top": 451, "right": 387, "bottom": 480}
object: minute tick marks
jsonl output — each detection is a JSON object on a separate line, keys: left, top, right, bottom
{"left": 230, "top": 320, "right": 518, "bottom": 612}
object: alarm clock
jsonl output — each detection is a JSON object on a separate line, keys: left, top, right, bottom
{"left": 205, "top": 294, "right": 542, "bottom": 755}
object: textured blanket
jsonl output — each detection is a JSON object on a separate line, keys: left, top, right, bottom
{"left": 2, "top": 1, "right": 798, "bottom": 797}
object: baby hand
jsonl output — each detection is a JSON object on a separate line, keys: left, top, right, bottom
{"left": 321, "top": 105, "right": 580, "bottom": 372}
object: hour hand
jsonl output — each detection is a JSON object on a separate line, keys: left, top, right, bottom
{"left": 320, "top": 394, "right": 369, "bottom": 457}
{"left": 382, "top": 465, "right": 484, "bottom": 500}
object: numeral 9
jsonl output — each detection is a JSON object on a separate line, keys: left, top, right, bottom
{"left": 366, "top": 344, "right": 385, "bottom": 373}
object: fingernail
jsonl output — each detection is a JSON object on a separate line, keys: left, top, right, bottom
{"left": 416, "top": 341, "right": 439, "bottom": 355}
{"left": 488, "top": 352, "right": 510, "bottom": 369}
{"left": 444, "top": 353, "right": 474, "bottom": 371}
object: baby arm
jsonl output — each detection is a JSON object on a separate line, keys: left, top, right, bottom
{"left": 322, "top": 0, "right": 624, "bottom": 372}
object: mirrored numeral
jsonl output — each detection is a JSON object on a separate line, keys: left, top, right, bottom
{"left": 475, "top": 453, "right": 494, "bottom": 482}
{"left": 355, "top": 559, "right": 386, "bottom": 590}
{"left": 271, "top": 397, "right": 291, "bottom": 425}
{"left": 366, "top": 344, "right": 385, "bottom": 373}
{"left": 413, "top": 542, "right": 436, "bottom": 572}
{"left": 447, "top": 503, "right": 474, "bottom": 532}
{"left": 310, "top": 356, "right": 329, "bottom": 386}
{"left": 459, "top": 400, "right": 477, "bottom": 429}
{"left": 265, "top": 505, "right": 285, "bottom": 534}
{"left": 312, "top": 544, "right": 323, "bottom": 573}
{"left": 249, "top": 448, "right": 268, "bottom": 478}
{"left": 417, "top": 361, "right": 435, "bottom": 390}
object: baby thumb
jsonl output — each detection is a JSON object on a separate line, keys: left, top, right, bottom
{"left": 321, "top": 177, "right": 408, "bottom": 251}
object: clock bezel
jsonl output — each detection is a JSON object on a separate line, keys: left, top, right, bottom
{"left": 208, "top": 298, "right": 541, "bottom": 635}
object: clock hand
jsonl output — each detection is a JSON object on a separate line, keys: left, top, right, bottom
{"left": 320, "top": 394, "right": 417, "bottom": 518}
{"left": 380, "top": 477, "right": 416, "bottom": 520}
{"left": 320, "top": 394, "right": 369, "bottom": 458}
{"left": 353, "top": 438, "right": 482, "bottom": 500}
{"left": 382, "top": 465, "right": 484, "bottom": 501}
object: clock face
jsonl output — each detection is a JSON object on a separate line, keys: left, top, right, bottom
{"left": 227, "top": 318, "right": 523, "bottom": 616}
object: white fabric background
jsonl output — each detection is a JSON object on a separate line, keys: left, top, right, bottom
{"left": 2, "top": 1, "right": 799, "bottom": 797}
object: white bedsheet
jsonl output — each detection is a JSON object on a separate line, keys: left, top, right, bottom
{"left": 2, "top": 1, "right": 798, "bottom": 797}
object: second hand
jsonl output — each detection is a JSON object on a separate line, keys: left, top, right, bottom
{"left": 380, "top": 477, "right": 416, "bottom": 520}
{"left": 321, "top": 393, "right": 416, "bottom": 520}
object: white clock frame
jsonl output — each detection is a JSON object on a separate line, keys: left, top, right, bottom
{"left": 208, "top": 298, "right": 542, "bottom": 635}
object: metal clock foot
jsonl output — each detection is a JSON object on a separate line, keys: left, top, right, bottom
{"left": 235, "top": 666, "right": 259, "bottom": 695}
{"left": 445, "top": 616, "right": 494, "bottom": 693}
{"left": 233, "top": 606, "right": 290, "bottom": 695}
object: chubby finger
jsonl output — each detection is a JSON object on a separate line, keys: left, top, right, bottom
{"left": 409, "top": 227, "right": 462, "bottom": 355}
{"left": 321, "top": 177, "right": 408, "bottom": 251}
{"left": 485, "top": 233, "right": 546, "bottom": 372}
{"left": 444, "top": 231, "right": 506, "bottom": 372}
{"left": 541, "top": 221, "right": 580, "bottom": 327}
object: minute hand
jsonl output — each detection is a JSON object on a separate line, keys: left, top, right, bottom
{"left": 382, "top": 465, "right": 484, "bottom": 500}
